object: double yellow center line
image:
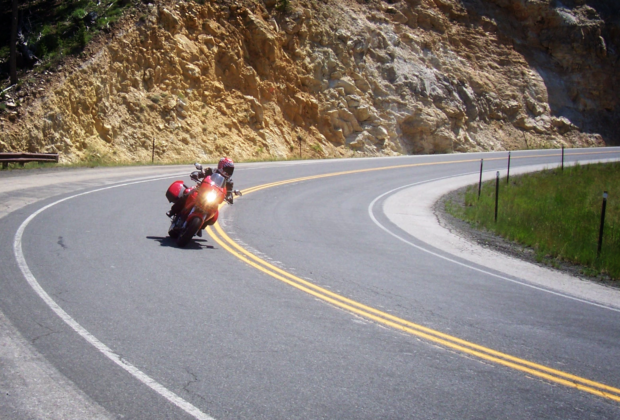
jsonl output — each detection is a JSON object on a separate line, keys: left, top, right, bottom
{"left": 207, "top": 153, "right": 620, "bottom": 403}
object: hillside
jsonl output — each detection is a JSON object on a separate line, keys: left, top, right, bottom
{"left": 0, "top": 0, "right": 618, "bottom": 163}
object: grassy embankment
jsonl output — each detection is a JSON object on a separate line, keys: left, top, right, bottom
{"left": 446, "top": 162, "right": 620, "bottom": 281}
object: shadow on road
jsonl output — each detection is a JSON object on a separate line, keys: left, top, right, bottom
{"left": 146, "top": 236, "right": 214, "bottom": 250}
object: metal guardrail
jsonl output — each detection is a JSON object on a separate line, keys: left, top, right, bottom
{"left": 0, "top": 152, "right": 59, "bottom": 169}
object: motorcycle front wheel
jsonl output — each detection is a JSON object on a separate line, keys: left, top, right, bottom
{"left": 177, "top": 218, "right": 202, "bottom": 247}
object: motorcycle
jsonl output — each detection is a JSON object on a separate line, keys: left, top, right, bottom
{"left": 165, "top": 163, "right": 241, "bottom": 247}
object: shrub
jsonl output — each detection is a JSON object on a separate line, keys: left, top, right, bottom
{"left": 76, "top": 21, "right": 88, "bottom": 50}
{"left": 38, "top": 25, "right": 60, "bottom": 58}
{"left": 72, "top": 8, "right": 87, "bottom": 23}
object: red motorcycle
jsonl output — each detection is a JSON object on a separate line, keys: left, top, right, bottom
{"left": 165, "top": 163, "right": 232, "bottom": 247}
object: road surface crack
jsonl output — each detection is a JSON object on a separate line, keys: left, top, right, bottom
{"left": 31, "top": 322, "right": 61, "bottom": 344}
{"left": 183, "top": 368, "right": 208, "bottom": 403}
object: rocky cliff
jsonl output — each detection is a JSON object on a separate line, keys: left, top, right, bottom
{"left": 1, "top": 0, "right": 617, "bottom": 163}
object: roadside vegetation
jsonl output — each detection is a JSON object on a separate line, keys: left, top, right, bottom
{"left": 446, "top": 162, "right": 620, "bottom": 281}
{"left": 0, "top": 0, "right": 133, "bottom": 76}
{"left": 0, "top": 0, "right": 141, "bottom": 102}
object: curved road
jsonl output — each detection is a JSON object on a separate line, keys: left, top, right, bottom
{"left": 1, "top": 148, "right": 620, "bottom": 419}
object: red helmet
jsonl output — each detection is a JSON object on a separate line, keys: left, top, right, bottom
{"left": 217, "top": 157, "right": 234, "bottom": 178}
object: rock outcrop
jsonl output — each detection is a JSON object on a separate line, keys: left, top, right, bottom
{"left": 1, "top": 0, "right": 616, "bottom": 163}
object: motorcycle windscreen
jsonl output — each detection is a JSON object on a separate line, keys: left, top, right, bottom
{"left": 209, "top": 173, "right": 227, "bottom": 189}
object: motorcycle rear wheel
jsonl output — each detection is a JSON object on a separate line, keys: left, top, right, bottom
{"left": 168, "top": 217, "right": 180, "bottom": 238}
{"left": 177, "top": 218, "right": 202, "bottom": 247}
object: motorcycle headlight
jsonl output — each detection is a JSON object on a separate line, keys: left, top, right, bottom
{"left": 206, "top": 190, "right": 217, "bottom": 203}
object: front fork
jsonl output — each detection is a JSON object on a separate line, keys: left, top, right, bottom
{"left": 170, "top": 207, "right": 202, "bottom": 231}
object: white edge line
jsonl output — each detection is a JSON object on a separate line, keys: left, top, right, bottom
{"left": 13, "top": 175, "right": 216, "bottom": 420}
{"left": 367, "top": 168, "right": 620, "bottom": 314}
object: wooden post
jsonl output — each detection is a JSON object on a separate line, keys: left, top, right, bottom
{"left": 494, "top": 171, "right": 500, "bottom": 223}
{"left": 598, "top": 191, "right": 608, "bottom": 257}
{"left": 507, "top": 152, "right": 511, "bottom": 184}
{"left": 478, "top": 159, "right": 483, "bottom": 199}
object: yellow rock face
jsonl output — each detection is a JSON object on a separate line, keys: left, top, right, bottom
{"left": 1, "top": 0, "right": 613, "bottom": 163}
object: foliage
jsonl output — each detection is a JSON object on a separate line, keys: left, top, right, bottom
{"left": 0, "top": 0, "right": 136, "bottom": 81}
{"left": 0, "top": 45, "right": 9, "bottom": 61}
{"left": 449, "top": 162, "right": 620, "bottom": 280}
{"left": 76, "top": 21, "right": 88, "bottom": 51}
{"left": 71, "top": 8, "right": 87, "bottom": 22}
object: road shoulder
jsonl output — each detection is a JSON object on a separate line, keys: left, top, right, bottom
{"left": 382, "top": 162, "right": 620, "bottom": 310}
{"left": 0, "top": 166, "right": 187, "bottom": 420}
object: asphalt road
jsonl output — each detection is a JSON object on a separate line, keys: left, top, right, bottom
{"left": 1, "top": 149, "right": 620, "bottom": 419}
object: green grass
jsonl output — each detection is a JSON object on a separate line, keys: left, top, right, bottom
{"left": 447, "top": 162, "right": 620, "bottom": 280}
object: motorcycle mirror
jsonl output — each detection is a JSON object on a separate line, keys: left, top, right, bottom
{"left": 194, "top": 163, "right": 203, "bottom": 170}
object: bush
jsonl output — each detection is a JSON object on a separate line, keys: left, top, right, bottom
{"left": 76, "top": 21, "right": 88, "bottom": 50}
{"left": 38, "top": 25, "right": 60, "bottom": 58}
{"left": 72, "top": 8, "right": 87, "bottom": 23}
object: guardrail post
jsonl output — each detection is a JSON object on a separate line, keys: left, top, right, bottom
{"left": 598, "top": 191, "right": 608, "bottom": 257}
{"left": 561, "top": 145, "right": 565, "bottom": 171}
{"left": 152, "top": 138, "right": 155, "bottom": 163}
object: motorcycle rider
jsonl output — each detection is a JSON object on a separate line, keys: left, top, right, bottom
{"left": 167, "top": 157, "right": 238, "bottom": 218}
